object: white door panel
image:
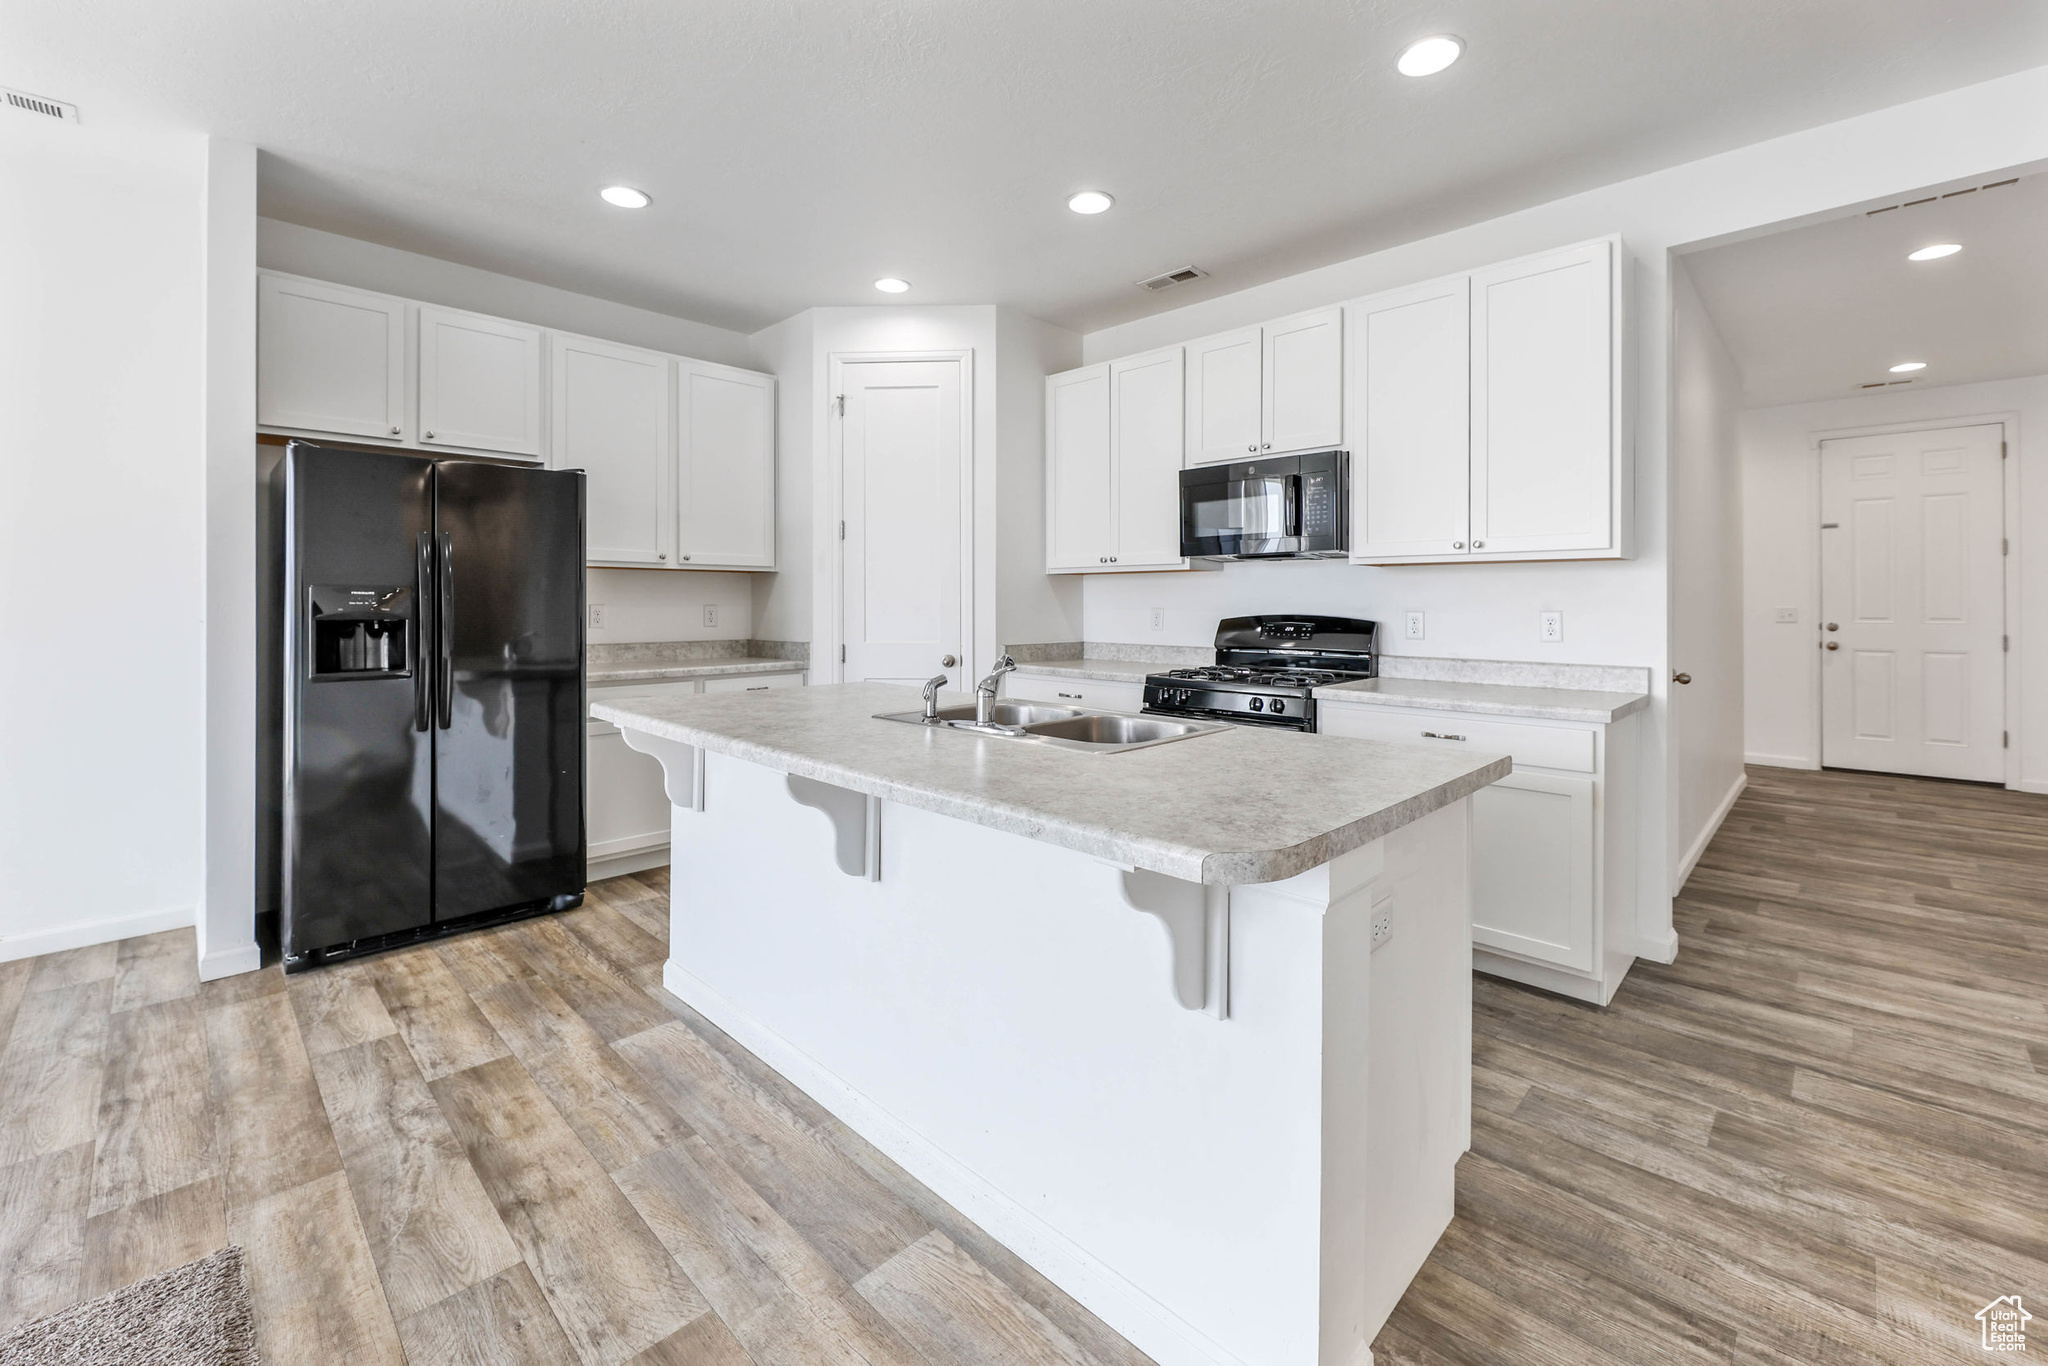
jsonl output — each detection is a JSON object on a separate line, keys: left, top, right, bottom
{"left": 417, "top": 306, "right": 544, "bottom": 458}
{"left": 1348, "top": 277, "right": 1471, "bottom": 560}
{"left": 1470, "top": 771, "right": 1594, "bottom": 972}
{"left": 1821, "top": 424, "right": 2004, "bottom": 781}
{"left": 257, "top": 274, "right": 407, "bottom": 440}
{"left": 1046, "top": 365, "right": 1113, "bottom": 570}
{"left": 551, "top": 334, "right": 672, "bottom": 567}
{"left": 1262, "top": 308, "right": 1343, "bottom": 454}
{"left": 1186, "top": 328, "right": 1264, "bottom": 465}
{"left": 678, "top": 361, "right": 776, "bottom": 568}
{"left": 1111, "top": 347, "right": 1186, "bottom": 567}
{"left": 841, "top": 358, "right": 966, "bottom": 688}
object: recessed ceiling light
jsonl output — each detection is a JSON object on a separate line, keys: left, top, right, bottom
{"left": 599, "top": 185, "right": 650, "bottom": 209}
{"left": 1889, "top": 361, "right": 1927, "bottom": 373}
{"left": 1067, "top": 191, "right": 1114, "bottom": 215}
{"left": 1397, "top": 35, "right": 1463, "bottom": 77}
{"left": 1907, "top": 243, "right": 1962, "bottom": 261}
{"left": 874, "top": 277, "right": 910, "bottom": 294}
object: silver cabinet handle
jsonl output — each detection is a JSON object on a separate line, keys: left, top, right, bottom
{"left": 1109, "top": 556, "right": 1118, "bottom": 562}
{"left": 657, "top": 553, "right": 666, "bottom": 560}
{"left": 1058, "top": 691, "right": 1081, "bottom": 699}
{"left": 389, "top": 425, "right": 401, "bottom": 436}
{"left": 1247, "top": 444, "right": 1257, "bottom": 452}
{"left": 1473, "top": 540, "right": 1485, "bottom": 549}
{"left": 1452, "top": 541, "right": 1465, "bottom": 550}
{"left": 424, "top": 429, "right": 435, "bottom": 440}
{"left": 1421, "top": 731, "right": 1466, "bottom": 741}
{"left": 681, "top": 554, "right": 690, "bottom": 561}
{"left": 1261, "top": 442, "right": 1271, "bottom": 450}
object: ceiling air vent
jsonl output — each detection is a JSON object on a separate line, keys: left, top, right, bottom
{"left": 1137, "top": 265, "right": 1208, "bottom": 293}
{"left": 4, "top": 88, "right": 80, "bottom": 123}
{"left": 1858, "top": 378, "right": 1915, "bottom": 390}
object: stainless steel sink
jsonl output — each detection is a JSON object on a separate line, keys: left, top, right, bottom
{"left": 873, "top": 703, "right": 1228, "bottom": 754}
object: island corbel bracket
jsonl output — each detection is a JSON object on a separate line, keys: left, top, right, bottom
{"left": 1117, "top": 868, "right": 1229, "bottom": 1019}
{"left": 617, "top": 729, "right": 705, "bottom": 812}
{"left": 785, "top": 775, "right": 882, "bottom": 881}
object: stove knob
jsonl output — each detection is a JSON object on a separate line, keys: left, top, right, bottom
{"left": 1249, "top": 697, "right": 1265, "bottom": 712}
{"left": 1271, "top": 698, "right": 1286, "bottom": 714}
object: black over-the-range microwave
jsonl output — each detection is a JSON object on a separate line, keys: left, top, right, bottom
{"left": 1179, "top": 450, "right": 1348, "bottom": 560}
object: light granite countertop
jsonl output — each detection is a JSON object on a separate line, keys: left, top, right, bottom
{"left": 588, "top": 657, "right": 808, "bottom": 684}
{"left": 1314, "top": 677, "right": 1649, "bottom": 724}
{"left": 591, "top": 682, "right": 1509, "bottom": 886}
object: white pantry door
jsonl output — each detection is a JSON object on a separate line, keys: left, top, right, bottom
{"left": 839, "top": 357, "right": 968, "bottom": 687}
{"left": 1820, "top": 424, "right": 2005, "bottom": 781}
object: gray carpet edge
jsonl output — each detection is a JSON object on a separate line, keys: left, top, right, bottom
{"left": 0, "top": 1245, "right": 258, "bottom": 1366}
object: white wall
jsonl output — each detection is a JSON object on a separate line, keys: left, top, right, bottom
{"left": 747, "top": 309, "right": 815, "bottom": 643}
{"left": 996, "top": 309, "right": 1084, "bottom": 648}
{"left": 0, "top": 116, "right": 213, "bottom": 960}
{"left": 1741, "top": 374, "right": 2046, "bottom": 790}
{"left": 1669, "top": 261, "right": 1747, "bottom": 887}
{"left": 1076, "top": 61, "right": 2048, "bottom": 945}
{"left": 585, "top": 566, "right": 754, "bottom": 645}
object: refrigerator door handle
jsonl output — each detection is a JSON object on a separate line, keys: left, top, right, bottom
{"left": 436, "top": 531, "right": 454, "bottom": 729}
{"left": 413, "top": 532, "right": 434, "bottom": 731}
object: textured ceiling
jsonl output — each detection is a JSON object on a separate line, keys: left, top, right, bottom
{"left": 6, "top": 1, "right": 2048, "bottom": 335}
{"left": 1687, "top": 172, "right": 2048, "bottom": 408}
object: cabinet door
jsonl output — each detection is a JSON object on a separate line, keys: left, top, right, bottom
{"left": 551, "top": 334, "right": 672, "bottom": 567}
{"left": 1045, "top": 365, "right": 1113, "bottom": 571}
{"left": 1110, "top": 347, "right": 1185, "bottom": 568}
{"left": 1470, "top": 239, "right": 1615, "bottom": 556}
{"left": 1470, "top": 770, "right": 1595, "bottom": 972}
{"left": 1261, "top": 307, "right": 1343, "bottom": 454}
{"left": 1184, "top": 328, "right": 1263, "bottom": 465}
{"left": 677, "top": 361, "right": 776, "bottom": 569}
{"left": 1005, "top": 673, "right": 1144, "bottom": 712}
{"left": 257, "top": 274, "right": 406, "bottom": 440}
{"left": 1349, "top": 278, "right": 1471, "bottom": 560}
{"left": 417, "top": 306, "right": 544, "bottom": 458}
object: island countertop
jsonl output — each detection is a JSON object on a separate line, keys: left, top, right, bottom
{"left": 592, "top": 681, "right": 1509, "bottom": 885}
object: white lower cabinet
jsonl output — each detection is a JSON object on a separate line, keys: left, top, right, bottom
{"left": 587, "top": 672, "right": 804, "bottom": 878}
{"left": 1318, "top": 700, "right": 1639, "bottom": 1004}
{"left": 1003, "top": 672, "right": 1144, "bottom": 712}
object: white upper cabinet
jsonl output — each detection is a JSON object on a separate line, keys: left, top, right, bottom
{"left": 1044, "top": 349, "right": 1186, "bottom": 573}
{"left": 1348, "top": 275, "right": 1472, "bottom": 560}
{"left": 1185, "top": 328, "right": 1264, "bottom": 464}
{"left": 257, "top": 274, "right": 407, "bottom": 441}
{"left": 551, "top": 333, "right": 672, "bottom": 568}
{"left": 1186, "top": 313, "right": 1344, "bottom": 465}
{"left": 1045, "top": 365, "right": 1114, "bottom": 571}
{"left": 1110, "top": 348, "right": 1186, "bottom": 567}
{"left": 1470, "top": 238, "right": 1619, "bottom": 557}
{"left": 1262, "top": 307, "right": 1344, "bottom": 455}
{"left": 676, "top": 360, "right": 776, "bottom": 570}
{"left": 417, "top": 306, "right": 544, "bottom": 459}
{"left": 1345, "top": 235, "right": 1628, "bottom": 565}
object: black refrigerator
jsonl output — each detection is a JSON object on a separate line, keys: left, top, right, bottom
{"left": 271, "top": 440, "right": 586, "bottom": 971}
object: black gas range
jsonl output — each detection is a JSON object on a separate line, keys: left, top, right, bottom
{"left": 1141, "top": 615, "right": 1378, "bottom": 733}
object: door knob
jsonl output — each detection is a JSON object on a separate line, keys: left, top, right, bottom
{"left": 1826, "top": 622, "right": 1839, "bottom": 631}
{"left": 1673, "top": 672, "right": 1693, "bottom": 684}
{"left": 942, "top": 655, "right": 957, "bottom": 667}
{"left": 1826, "top": 642, "right": 1839, "bottom": 651}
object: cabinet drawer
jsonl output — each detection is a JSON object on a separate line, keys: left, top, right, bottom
{"left": 1006, "top": 673, "right": 1144, "bottom": 712}
{"left": 588, "top": 679, "right": 702, "bottom": 735}
{"left": 1317, "top": 704, "right": 1595, "bottom": 772}
{"left": 702, "top": 672, "right": 804, "bottom": 694}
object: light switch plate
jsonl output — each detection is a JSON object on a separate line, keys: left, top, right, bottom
{"left": 1405, "top": 611, "right": 1425, "bottom": 640}
{"left": 1540, "top": 611, "right": 1563, "bottom": 643}
{"left": 703, "top": 604, "right": 719, "bottom": 628}
{"left": 1774, "top": 607, "right": 1799, "bottom": 624}
{"left": 588, "top": 603, "right": 606, "bottom": 630}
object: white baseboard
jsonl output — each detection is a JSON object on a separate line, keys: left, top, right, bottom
{"left": 589, "top": 845, "right": 670, "bottom": 883}
{"left": 2014, "top": 778, "right": 2048, "bottom": 795}
{"left": 1637, "top": 926, "right": 1679, "bottom": 965}
{"left": 1674, "top": 771, "right": 1748, "bottom": 895}
{"left": 1743, "top": 752, "right": 1819, "bottom": 770}
{"left": 198, "top": 942, "right": 264, "bottom": 982}
{"left": 0, "top": 905, "right": 195, "bottom": 965}
{"left": 661, "top": 958, "right": 1252, "bottom": 1366}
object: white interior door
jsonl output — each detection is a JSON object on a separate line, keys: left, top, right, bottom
{"left": 840, "top": 357, "right": 967, "bottom": 687}
{"left": 1821, "top": 424, "right": 2005, "bottom": 781}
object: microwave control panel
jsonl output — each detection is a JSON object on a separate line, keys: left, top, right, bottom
{"left": 1302, "top": 469, "right": 1337, "bottom": 536}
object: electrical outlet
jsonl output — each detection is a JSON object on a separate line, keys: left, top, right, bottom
{"left": 703, "top": 604, "right": 719, "bottom": 628}
{"left": 1405, "top": 611, "right": 1425, "bottom": 640}
{"left": 1370, "top": 905, "right": 1394, "bottom": 951}
{"left": 1151, "top": 608, "right": 1165, "bottom": 632}
{"left": 588, "top": 603, "right": 606, "bottom": 630}
{"left": 1774, "top": 606, "right": 1799, "bottom": 624}
{"left": 1540, "top": 611, "right": 1564, "bottom": 643}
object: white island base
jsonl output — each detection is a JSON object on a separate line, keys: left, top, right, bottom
{"left": 647, "top": 747, "right": 1473, "bottom": 1366}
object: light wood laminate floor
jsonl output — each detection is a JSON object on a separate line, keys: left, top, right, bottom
{"left": 1, "top": 765, "right": 2040, "bottom": 1363}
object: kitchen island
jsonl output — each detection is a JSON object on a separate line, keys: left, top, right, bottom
{"left": 592, "top": 682, "right": 1509, "bottom": 1366}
